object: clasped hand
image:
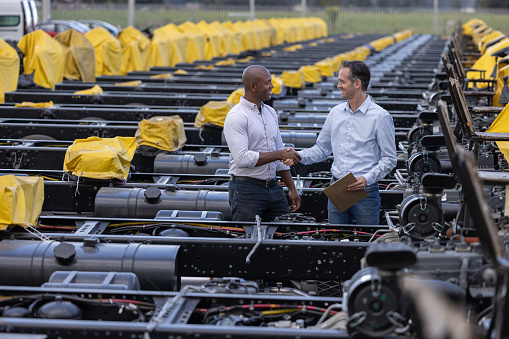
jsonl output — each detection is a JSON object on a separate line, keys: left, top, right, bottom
{"left": 281, "top": 147, "right": 300, "bottom": 166}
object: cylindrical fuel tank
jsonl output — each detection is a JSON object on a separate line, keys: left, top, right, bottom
{"left": 221, "top": 131, "right": 317, "bottom": 149}
{"left": 154, "top": 154, "right": 229, "bottom": 175}
{"left": 94, "top": 187, "right": 231, "bottom": 220}
{"left": 0, "top": 240, "right": 179, "bottom": 291}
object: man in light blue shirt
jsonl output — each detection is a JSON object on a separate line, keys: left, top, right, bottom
{"left": 294, "top": 60, "right": 397, "bottom": 225}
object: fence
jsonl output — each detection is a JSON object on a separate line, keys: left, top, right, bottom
{"left": 48, "top": 3, "right": 509, "bottom": 36}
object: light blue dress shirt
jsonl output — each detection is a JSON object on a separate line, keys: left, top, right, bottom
{"left": 224, "top": 97, "right": 289, "bottom": 180}
{"left": 299, "top": 95, "right": 397, "bottom": 186}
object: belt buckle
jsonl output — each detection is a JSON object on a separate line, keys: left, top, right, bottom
{"left": 265, "top": 179, "right": 274, "bottom": 187}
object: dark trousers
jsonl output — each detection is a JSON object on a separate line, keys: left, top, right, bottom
{"left": 228, "top": 180, "right": 290, "bottom": 222}
{"left": 328, "top": 182, "right": 381, "bottom": 225}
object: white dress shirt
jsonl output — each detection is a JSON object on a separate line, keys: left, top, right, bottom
{"left": 224, "top": 97, "right": 289, "bottom": 180}
{"left": 299, "top": 95, "right": 397, "bottom": 186}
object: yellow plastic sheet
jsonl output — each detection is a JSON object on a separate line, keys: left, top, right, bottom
{"left": 467, "top": 39, "right": 509, "bottom": 86}
{"left": 272, "top": 75, "right": 284, "bottom": 96}
{"left": 0, "top": 38, "right": 20, "bottom": 103}
{"left": 478, "top": 31, "right": 504, "bottom": 54}
{"left": 118, "top": 26, "right": 150, "bottom": 75}
{"left": 115, "top": 80, "right": 142, "bottom": 87}
{"left": 227, "top": 88, "right": 245, "bottom": 106}
{"left": 150, "top": 73, "right": 173, "bottom": 79}
{"left": 283, "top": 44, "right": 303, "bottom": 52}
{"left": 196, "top": 21, "right": 221, "bottom": 60}
{"left": 0, "top": 175, "right": 44, "bottom": 231}
{"left": 85, "top": 27, "right": 122, "bottom": 76}
{"left": 299, "top": 65, "right": 322, "bottom": 83}
{"left": 15, "top": 101, "right": 53, "bottom": 108}
{"left": 174, "top": 69, "right": 188, "bottom": 75}
{"left": 179, "top": 21, "right": 206, "bottom": 63}
{"left": 195, "top": 101, "right": 232, "bottom": 128}
{"left": 54, "top": 29, "right": 96, "bottom": 82}
{"left": 158, "top": 24, "right": 188, "bottom": 67}
{"left": 223, "top": 21, "right": 247, "bottom": 53}
{"left": 74, "top": 85, "right": 103, "bottom": 95}
{"left": 17, "top": 30, "right": 64, "bottom": 90}
{"left": 63, "top": 136, "right": 136, "bottom": 181}
{"left": 209, "top": 21, "right": 233, "bottom": 57}
{"left": 281, "top": 70, "right": 306, "bottom": 89}
{"left": 135, "top": 116, "right": 186, "bottom": 152}
{"left": 215, "top": 58, "right": 236, "bottom": 66}
{"left": 493, "top": 63, "right": 509, "bottom": 106}
{"left": 149, "top": 27, "right": 172, "bottom": 67}
{"left": 487, "top": 103, "right": 509, "bottom": 160}
{"left": 195, "top": 65, "right": 214, "bottom": 70}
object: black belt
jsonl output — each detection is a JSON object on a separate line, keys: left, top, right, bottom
{"left": 231, "top": 175, "right": 277, "bottom": 187}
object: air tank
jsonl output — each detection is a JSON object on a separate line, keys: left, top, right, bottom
{"left": 153, "top": 153, "right": 229, "bottom": 175}
{"left": 0, "top": 239, "right": 179, "bottom": 291}
{"left": 94, "top": 187, "right": 232, "bottom": 220}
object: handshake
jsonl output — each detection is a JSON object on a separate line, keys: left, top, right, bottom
{"left": 281, "top": 147, "right": 301, "bottom": 166}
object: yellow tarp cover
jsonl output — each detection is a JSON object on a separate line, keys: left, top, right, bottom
{"left": 54, "top": 29, "right": 96, "bottom": 82}
{"left": 179, "top": 21, "right": 206, "bottom": 63}
{"left": 215, "top": 58, "right": 236, "bottom": 66}
{"left": 493, "top": 63, "right": 509, "bottom": 106}
{"left": 299, "top": 65, "right": 322, "bottom": 83}
{"left": 74, "top": 85, "right": 103, "bottom": 95}
{"left": 209, "top": 21, "right": 233, "bottom": 57}
{"left": 115, "top": 80, "right": 142, "bottom": 87}
{"left": 0, "top": 39, "right": 19, "bottom": 104}
{"left": 195, "top": 65, "right": 214, "bottom": 70}
{"left": 223, "top": 21, "right": 246, "bottom": 53}
{"left": 227, "top": 88, "right": 244, "bottom": 106}
{"left": 150, "top": 73, "right": 173, "bottom": 79}
{"left": 369, "top": 36, "right": 394, "bottom": 52}
{"left": 195, "top": 101, "right": 232, "bottom": 128}
{"left": 85, "top": 27, "right": 122, "bottom": 76}
{"left": 149, "top": 26, "right": 172, "bottom": 67}
{"left": 478, "top": 30, "right": 505, "bottom": 54}
{"left": 135, "top": 116, "right": 186, "bottom": 151}
{"left": 283, "top": 44, "right": 303, "bottom": 52}
{"left": 467, "top": 39, "right": 509, "bottom": 86}
{"left": 157, "top": 24, "right": 188, "bottom": 67}
{"left": 118, "top": 26, "right": 150, "bottom": 75}
{"left": 281, "top": 70, "right": 306, "bottom": 89}
{"left": 17, "top": 30, "right": 64, "bottom": 90}
{"left": 267, "top": 18, "right": 285, "bottom": 45}
{"left": 174, "top": 69, "right": 188, "bottom": 75}
{"left": 63, "top": 136, "right": 136, "bottom": 181}
{"left": 15, "top": 101, "right": 53, "bottom": 108}
{"left": 487, "top": 103, "right": 509, "bottom": 160}
{"left": 0, "top": 175, "right": 44, "bottom": 231}
{"left": 463, "top": 19, "right": 485, "bottom": 36}
{"left": 196, "top": 21, "right": 221, "bottom": 60}
{"left": 272, "top": 75, "right": 284, "bottom": 96}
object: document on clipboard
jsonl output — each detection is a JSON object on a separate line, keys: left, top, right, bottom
{"left": 323, "top": 173, "right": 368, "bottom": 212}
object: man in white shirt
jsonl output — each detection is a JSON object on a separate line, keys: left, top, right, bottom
{"left": 223, "top": 65, "right": 301, "bottom": 221}
{"left": 291, "top": 60, "right": 397, "bottom": 225}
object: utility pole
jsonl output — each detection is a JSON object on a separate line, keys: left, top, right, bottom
{"left": 433, "top": 0, "right": 438, "bottom": 35}
{"left": 128, "top": 0, "right": 135, "bottom": 27}
{"left": 301, "top": 0, "right": 306, "bottom": 17}
{"left": 249, "top": 0, "right": 255, "bottom": 21}
{"left": 42, "top": 0, "right": 51, "bottom": 21}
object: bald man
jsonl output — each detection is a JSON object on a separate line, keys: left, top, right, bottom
{"left": 223, "top": 65, "right": 301, "bottom": 222}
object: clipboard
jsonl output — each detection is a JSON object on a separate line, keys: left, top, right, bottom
{"left": 323, "top": 173, "right": 368, "bottom": 212}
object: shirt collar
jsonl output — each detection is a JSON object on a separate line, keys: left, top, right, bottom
{"left": 240, "top": 96, "right": 263, "bottom": 111}
{"left": 346, "top": 94, "right": 372, "bottom": 114}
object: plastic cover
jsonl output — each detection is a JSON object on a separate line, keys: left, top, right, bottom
{"left": 17, "top": 30, "right": 64, "bottom": 90}
{"left": 15, "top": 101, "right": 54, "bottom": 108}
{"left": 196, "top": 21, "right": 221, "bottom": 60}
{"left": 85, "top": 27, "right": 122, "bottom": 76}
{"left": 179, "top": 21, "right": 206, "bottom": 63}
{"left": 195, "top": 101, "right": 232, "bottom": 128}
{"left": 157, "top": 24, "right": 188, "bottom": 67}
{"left": 467, "top": 38, "right": 509, "bottom": 86}
{"left": 118, "top": 26, "right": 150, "bottom": 75}
{"left": 487, "top": 103, "right": 509, "bottom": 161}
{"left": 227, "top": 88, "right": 244, "bottom": 106}
{"left": 299, "top": 65, "right": 322, "bottom": 83}
{"left": 281, "top": 70, "right": 306, "bottom": 89}
{"left": 74, "top": 84, "right": 103, "bottom": 95}
{"left": 149, "top": 26, "right": 172, "bottom": 67}
{"left": 54, "top": 29, "right": 96, "bottom": 82}
{"left": 63, "top": 136, "right": 136, "bottom": 180}
{"left": 0, "top": 38, "right": 19, "bottom": 103}
{"left": 135, "top": 116, "right": 186, "bottom": 152}
{"left": 0, "top": 175, "right": 44, "bottom": 231}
